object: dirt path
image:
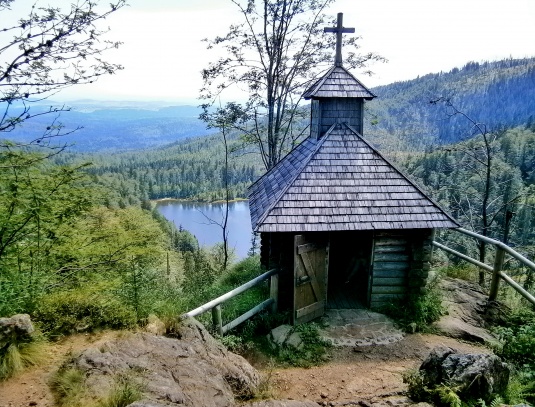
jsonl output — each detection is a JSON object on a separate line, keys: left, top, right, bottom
{"left": 0, "top": 331, "right": 489, "bottom": 407}
{"left": 261, "top": 334, "right": 490, "bottom": 405}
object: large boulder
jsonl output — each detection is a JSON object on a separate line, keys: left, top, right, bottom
{"left": 433, "top": 278, "right": 496, "bottom": 343}
{"left": 68, "top": 318, "right": 260, "bottom": 407}
{"left": 0, "top": 314, "right": 34, "bottom": 348}
{"left": 419, "top": 346, "right": 509, "bottom": 402}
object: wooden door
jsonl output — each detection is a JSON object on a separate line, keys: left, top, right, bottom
{"left": 293, "top": 234, "right": 329, "bottom": 324}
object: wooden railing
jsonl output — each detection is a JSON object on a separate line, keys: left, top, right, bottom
{"left": 183, "top": 268, "right": 279, "bottom": 335}
{"left": 433, "top": 227, "right": 535, "bottom": 306}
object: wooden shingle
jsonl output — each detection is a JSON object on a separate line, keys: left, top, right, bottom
{"left": 302, "top": 66, "right": 376, "bottom": 100}
{"left": 248, "top": 123, "right": 459, "bottom": 232}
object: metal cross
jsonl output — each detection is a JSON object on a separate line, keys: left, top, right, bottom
{"left": 324, "top": 13, "right": 355, "bottom": 67}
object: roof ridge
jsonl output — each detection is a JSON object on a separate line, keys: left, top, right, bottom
{"left": 343, "top": 123, "right": 459, "bottom": 226}
{"left": 253, "top": 124, "right": 337, "bottom": 231}
{"left": 303, "top": 66, "right": 336, "bottom": 98}
{"left": 335, "top": 66, "right": 377, "bottom": 98}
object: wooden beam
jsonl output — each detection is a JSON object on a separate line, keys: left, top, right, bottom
{"left": 432, "top": 241, "right": 493, "bottom": 273}
{"left": 222, "top": 299, "right": 274, "bottom": 334}
{"left": 212, "top": 305, "right": 223, "bottom": 336}
{"left": 489, "top": 247, "right": 505, "bottom": 301}
{"left": 184, "top": 268, "right": 278, "bottom": 318}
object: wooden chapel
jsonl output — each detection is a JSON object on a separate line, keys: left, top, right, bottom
{"left": 247, "top": 13, "right": 459, "bottom": 324}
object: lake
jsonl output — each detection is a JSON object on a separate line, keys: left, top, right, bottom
{"left": 155, "top": 200, "right": 253, "bottom": 259}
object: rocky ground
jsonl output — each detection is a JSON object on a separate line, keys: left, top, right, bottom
{"left": 0, "top": 277, "right": 500, "bottom": 407}
{"left": 0, "top": 326, "right": 490, "bottom": 407}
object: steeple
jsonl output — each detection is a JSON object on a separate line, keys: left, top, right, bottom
{"left": 303, "top": 13, "right": 375, "bottom": 139}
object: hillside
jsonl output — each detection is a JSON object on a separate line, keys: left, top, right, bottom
{"left": 366, "top": 57, "right": 535, "bottom": 151}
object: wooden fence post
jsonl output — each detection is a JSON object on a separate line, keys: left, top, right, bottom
{"left": 270, "top": 274, "right": 279, "bottom": 313}
{"left": 212, "top": 305, "right": 223, "bottom": 336}
{"left": 489, "top": 246, "right": 505, "bottom": 301}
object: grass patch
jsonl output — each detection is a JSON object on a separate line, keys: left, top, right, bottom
{"left": 35, "top": 285, "right": 136, "bottom": 337}
{"left": 440, "top": 264, "right": 479, "bottom": 282}
{"left": 51, "top": 367, "right": 88, "bottom": 407}
{"left": 0, "top": 333, "right": 47, "bottom": 380}
{"left": 52, "top": 368, "right": 143, "bottom": 407}
{"left": 97, "top": 375, "right": 143, "bottom": 407}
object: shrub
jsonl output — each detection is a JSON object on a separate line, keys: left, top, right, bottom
{"left": 220, "top": 255, "right": 262, "bottom": 287}
{"left": 491, "top": 307, "right": 535, "bottom": 405}
{"left": 35, "top": 286, "right": 136, "bottom": 337}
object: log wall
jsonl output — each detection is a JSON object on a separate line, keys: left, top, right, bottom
{"left": 369, "top": 229, "right": 434, "bottom": 310}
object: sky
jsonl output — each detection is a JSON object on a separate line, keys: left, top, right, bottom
{"left": 5, "top": 0, "right": 535, "bottom": 103}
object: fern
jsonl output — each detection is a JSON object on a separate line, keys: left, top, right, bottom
{"left": 435, "top": 384, "right": 462, "bottom": 407}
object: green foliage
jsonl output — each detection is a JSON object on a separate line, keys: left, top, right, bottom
{"left": 80, "top": 133, "right": 260, "bottom": 204}
{"left": 494, "top": 323, "right": 535, "bottom": 368}
{"left": 367, "top": 58, "right": 535, "bottom": 151}
{"left": 382, "top": 278, "right": 444, "bottom": 332}
{"left": 504, "top": 370, "right": 535, "bottom": 405}
{"left": 34, "top": 285, "right": 136, "bottom": 337}
{"left": 221, "top": 255, "right": 261, "bottom": 287}
{"left": 0, "top": 151, "right": 95, "bottom": 315}
{"left": 0, "top": 333, "right": 46, "bottom": 380}
{"left": 435, "top": 384, "right": 463, "bottom": 407}
{"left": 488, "top": 308, "right": 535, "bottom": 405}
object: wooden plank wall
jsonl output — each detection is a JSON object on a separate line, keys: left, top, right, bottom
{"left": 311, "top": 100, "right": 320, "bottom": 140}
{"left": 369, "top": 232, "right": 410, "bottom": 309}
{"left": 319, "top": 98, "right": 362, "bottom": 136}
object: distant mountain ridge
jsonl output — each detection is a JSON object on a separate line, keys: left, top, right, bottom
{"left": 3, "top": 57, "right": 534, "bottom": 153}
{"left": 4, "top": 102, "right": 216, "bottom": 152}
{"left": 366, "top": 57, "right": 535, "bottom": 149}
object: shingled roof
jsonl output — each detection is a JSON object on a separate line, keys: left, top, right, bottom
{"left": 302, "top": 65, "right": 376, "bottom": 100}
{"left": 248, "top": 123, "right": 459, "bottom": 233}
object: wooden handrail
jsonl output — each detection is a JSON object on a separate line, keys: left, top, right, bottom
{"left": 456, "top": 228, "right": 535, "bottom": 271}
{"left": 183, "top": 268, "right": 278, "bottom": 334}
{"left": 434, "top": 228, "right": 535, "bottom": 306}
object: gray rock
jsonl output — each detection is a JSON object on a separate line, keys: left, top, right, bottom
{"left": 0, "top": 314, "right": 34, "bottom": 348}
{"left": 420, "top": 346, "right": 509, "bottom": 402}
{"left": 248, "top": 401, "right": 321, "bottom": 407}
{"left": 268, "top": 325, "right": 304, "bottom": 350}
{"left": 269, "top": 325, "right": 293, "bottom": 346}
{"left": 285, "top": 332, "right": 304, "bottom": 350}
{"left": 433, "top": 278, "right": 496, "bottom": 343}
{"left": 68, "top": 317, "right": 260, "bottom": 407}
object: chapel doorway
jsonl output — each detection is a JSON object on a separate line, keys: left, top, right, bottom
{"left": 327, "top": 231, "right": 373, "bottom": 309}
